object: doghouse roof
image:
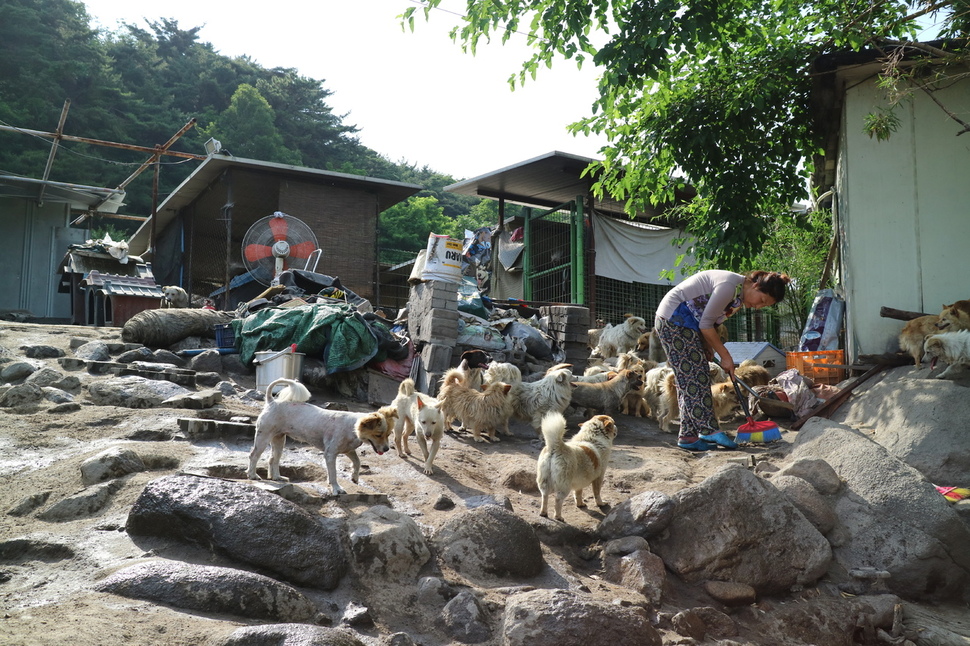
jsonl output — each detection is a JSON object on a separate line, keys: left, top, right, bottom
{"left": 128, "top": 155, "right": 422, "bottom": 253}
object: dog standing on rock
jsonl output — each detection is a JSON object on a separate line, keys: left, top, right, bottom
{"left": 248, "top": 378, "right": 396, "bottom": 495}
{"left": 536, "top": 411, "right": 618, "bottom": 522}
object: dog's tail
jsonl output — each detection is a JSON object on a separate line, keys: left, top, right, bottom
{"left": 539, "top": 411, "right": 568, "bottom": 451}
{"left": 268, "top": 378, "right": 311, "bottom": 403}
{"left": 397, "top": 378, "right": 416, "bottom": 398}
{"left": 441, "top": 368, "right": 465, "bottom": 389}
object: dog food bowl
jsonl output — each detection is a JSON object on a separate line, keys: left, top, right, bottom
{"left": 255, "top": 350, "right": 305, "bottom": 394}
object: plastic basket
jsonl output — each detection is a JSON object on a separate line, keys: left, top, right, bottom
{"left": 786, "top": 350, "right": 845, "bottom": 385}
{"left": 214, "top": 323, "right": 236, "bottom": 349}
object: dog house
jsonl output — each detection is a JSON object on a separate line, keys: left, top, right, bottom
{"left": 59, "top": 244, "right": 162, "bottom": 326}
{"left": 723, "top": 341, "right": 787, "bottom": 378}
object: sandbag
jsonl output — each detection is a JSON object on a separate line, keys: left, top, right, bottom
{"left": 122, "top": 309, "right": 234, "bottom": 348}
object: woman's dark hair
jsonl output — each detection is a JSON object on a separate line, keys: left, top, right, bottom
{"left": 747, "top": 270, "right": 791, "bottom": 303}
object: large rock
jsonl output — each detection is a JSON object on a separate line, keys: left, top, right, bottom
{"left": 346, "top": 505, "right": 431, "bottom": 583}
{"left": 94, "top": 560, "right": 318, "bottom": 622}
{"left": 87, "top": 375, "right": 192, "bottom": 408}
{"left": 218, "top": 625, "right": 366, "bottom": 646}
{"left": 792, "top": 418, "right": 970, "bottom": 602}
{"left": 502, "top": 588, "right": 660, "bottom": 646}
{"left": 649, "top": 464, "right": 831, "bottom": 595}
{"left": 125, "top": 474, "right": 348, "bottom": 590}
{"left": 830, "top": 374, "right": 970, "bottom": 485}
{"left": 433, "top": 505, "right": 543, "bottom": 581}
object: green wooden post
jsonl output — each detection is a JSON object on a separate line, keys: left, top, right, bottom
{"left": 573, "top": 196, "right": 585, "bottom": 304}
{"left": 523, "top": 208, "right": 532, "bottom": 301}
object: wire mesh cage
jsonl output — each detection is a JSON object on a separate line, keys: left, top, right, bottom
{"left": 588, "top": 276, "right": 672, "bottom": 327}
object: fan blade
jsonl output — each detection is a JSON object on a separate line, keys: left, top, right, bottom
{"left": 245, "top": 244, "right": 274, "bottom": 262}
{"left": 269, "top": 216, "right": 289, "bottom": 241}
{"left": 289, "top": 241, "right": 317, "bottom": 259}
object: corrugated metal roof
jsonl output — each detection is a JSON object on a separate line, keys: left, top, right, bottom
{"left": 445, "top": 151, "right": 693, "bottom": 224}
{"left": 0, "top": 175, "right": 125, "bottom": 213}
{"left": 81, "top": 270, "right": 162, "bottom": 298}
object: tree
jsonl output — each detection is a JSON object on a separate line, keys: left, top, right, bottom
{"left": 405, "top": 0, "right": 968, "bottom": 268}
{"left": 202, "top": 84, "right": 302, "bottom": 165}
{"left": 378, "top": 195, "right": 456, "bottom": 262}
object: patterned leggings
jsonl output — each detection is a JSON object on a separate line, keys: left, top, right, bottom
{"left": 655, "top": 317, "right": 719, "bottom": 441}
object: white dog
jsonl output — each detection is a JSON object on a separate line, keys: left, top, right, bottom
{"left": 160, "top": 285, "right": 190, "bottom": 309}
{"left": 536, "top": 412, "right": 618, "bottom": 522}
{"left": 391, "top": 378, "right": 446, "bottom": 475}
{"left": 485, "top": 362, "right": 574, "bottom": 433}
{"left": 248, "top": 378, "right": 397, "bottom": 494}
{"left": 924, "top": 330, "right": 970, "bottom": 379}
{"left": 596, "top": 315, "right": 648, "bottom": 358}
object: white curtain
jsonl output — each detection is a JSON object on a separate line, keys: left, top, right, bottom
{"left": 591, "top": 212, "right": 695, "bottom": 286}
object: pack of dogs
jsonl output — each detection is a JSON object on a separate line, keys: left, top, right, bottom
{"left": 247, "top": 302, "right": 970, "bottom": 524}
{"left": 898, "top": 299, "right": 970, "bottom": 378}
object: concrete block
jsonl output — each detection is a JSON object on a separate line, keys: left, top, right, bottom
{"left": 366, "top": 369, "right": 403, "bottom": 406}
{"left": 421, "top": 343, "right": 454, "bottom": 372}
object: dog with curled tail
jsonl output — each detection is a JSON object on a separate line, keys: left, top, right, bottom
{"left": 536, "top": 412, "right": 617, "bottom": 522}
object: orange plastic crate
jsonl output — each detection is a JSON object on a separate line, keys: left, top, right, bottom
{"left": 786, "top": 350, "right": 845, "bottom": 385}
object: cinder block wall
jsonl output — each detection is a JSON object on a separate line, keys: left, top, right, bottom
{"left": 407, "top": 281, "right": 459, "bottom": 394}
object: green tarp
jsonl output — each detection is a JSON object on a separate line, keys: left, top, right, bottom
{"left": 232, "top": 303, "right": 379, "bottom": 374}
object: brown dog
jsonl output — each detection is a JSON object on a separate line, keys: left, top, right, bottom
{"left": 570, "top": 368, "right": 643, "bottom": 416}
{"left": 438, "top": 368, "right": 513, "bottom": 442}
{"left": 735, "top": 359, "right": 772, "bottom": 386}
{"left": 899, "top": 315, "right": 942, "bottom": 369}
{"left": 937, "top": 301, "right": 970, "bottom": 332}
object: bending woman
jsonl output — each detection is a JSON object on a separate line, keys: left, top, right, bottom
{"left": 654, "top": 269, "right": 790, "bottom": 451}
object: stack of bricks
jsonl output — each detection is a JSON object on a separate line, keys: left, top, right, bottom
{"left": 540, "top": 305, "right": 591, "bottom": 374}
{"left": 407, "top": 280, "right": 460, "bottom": 395}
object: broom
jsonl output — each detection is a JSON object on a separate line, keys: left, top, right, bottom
{"left": 729, "top": 373, "right": 783, "bottom": 443}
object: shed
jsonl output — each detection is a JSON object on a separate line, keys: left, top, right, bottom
{"left": 810, "top": 44, "right": 970, "bottom": 359}
{"left": 723, "top": 342, "right": 787, "bottom": 378}
{"left": 126, "top": 155, "right": 422, "bottom": 309}
{"left": 0, "top": 175, "right": 126, "bottom": 322}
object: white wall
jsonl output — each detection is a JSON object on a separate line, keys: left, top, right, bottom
{"left": 837, "top": 72, "right": 970, "bottom": 358}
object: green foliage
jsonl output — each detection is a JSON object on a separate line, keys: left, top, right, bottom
{"left": 378, "top": 195, "right": 456, "bottom": 256}
{"left": 202, "top": 84, "right": 302, "bottom": 165}
{"left": 410, "top": 0, "right": 966, "bottom": 270}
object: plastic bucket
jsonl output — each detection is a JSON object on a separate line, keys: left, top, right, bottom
{"left": 255, "top": 351, "right": 306, "bottom": 393}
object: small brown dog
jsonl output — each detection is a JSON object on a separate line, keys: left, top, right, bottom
{"left": 897, "top": 314, "right": 942, "bottom": 369}
{"left": 937, "top": 300, "right": 970, "bottom": 332}
{"left": 438, "top": 368, "right": 512, "bottom": 442}
{"left": 735, "top": 359, "right": 772, "bottom": 386}
{"left": 537, "top": 412, "right": 618, "bottom": 522}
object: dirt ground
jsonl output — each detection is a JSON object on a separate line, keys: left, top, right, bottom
{"left": 0, "top": 320, "right": 951, "bottom": 646}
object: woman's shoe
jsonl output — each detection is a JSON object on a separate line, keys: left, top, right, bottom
{"left": 677, "top": 439, "right": 713, "bottom": 452}
{"left": 699, "top": 432, "right": 739, "bottom": 449}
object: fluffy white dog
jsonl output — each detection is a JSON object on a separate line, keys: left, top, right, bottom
{"left": 536, "top": 412, "right": 618, "bottom": 522}
{"left": 596, "top": 315, "right": 648, "bottom": 358}
{"left": 485, "top": 362, "right": 574, "bottom": 433}
{"left": 924, "top": 329, "right": 970, "bottom": 379}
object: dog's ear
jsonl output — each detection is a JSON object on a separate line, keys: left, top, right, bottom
{"left": 417, "top": 397, "right": 424, "bottom": 410}
{"left": 501, "top": 383, "right": 512, "bottom": 394}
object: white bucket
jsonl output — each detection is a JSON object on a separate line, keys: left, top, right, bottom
{"left": 420, "top": 233, "right": 463, "bottom": 283}
{"left": 255, "top": 351, "right": 306, "bottom": 394}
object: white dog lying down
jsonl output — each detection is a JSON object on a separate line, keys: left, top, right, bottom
{"left": 536, "top": 411, "right": 618, "bottom": 522}
{"left": 924, "top": 329, "right": 970, "bottom": 379}
{"left": 248, "top": 378, "right": 397, "bottom": 495}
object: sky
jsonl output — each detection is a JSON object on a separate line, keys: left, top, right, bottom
{"left": 81, "top": 0, "right": 610, "bottom": 180}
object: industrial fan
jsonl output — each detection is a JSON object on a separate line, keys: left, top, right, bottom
{"left": 241, "top": 211, "right": 320, "bottom": 285}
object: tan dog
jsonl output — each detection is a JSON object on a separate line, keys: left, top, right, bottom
{"left": 596, "top": 315, "right": 648, "bottom": 358}
{"left": 936, "top": 301, "right": 970, "bottom": 332}
{"left": 438, "top": 369, "right": 513, "bottom": 442}
{"left": 570, "top": 368, "right": 643, "bottom": 416}
{"left": 485, "top": 362, "right": 574, "bottom": 434}
{"left": 735, "top": 359, "right": 772, "bottom": 386}
{"left": 391, "top": 378, "right": 446, "bottom": 475}
{"left": 898, "top": 315, "right": 942, "bottom": 368}
{"left": 620, "top": 362, "right": 651, "bottom": 417}
{"left": 248, "top": 378, "right": 396, "bottom": 495}
{"left": 656, "top": 371, "right": 743, "bottom": 432}
{"left": 160, "top": 285, "right": 190, "bottom": 309}
{"left": 537, "top": 412, "right": 618, "bottom": 522}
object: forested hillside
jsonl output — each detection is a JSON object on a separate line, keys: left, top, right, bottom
{"left": 0, "top": 0, "right": 487, "bottom": 243}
